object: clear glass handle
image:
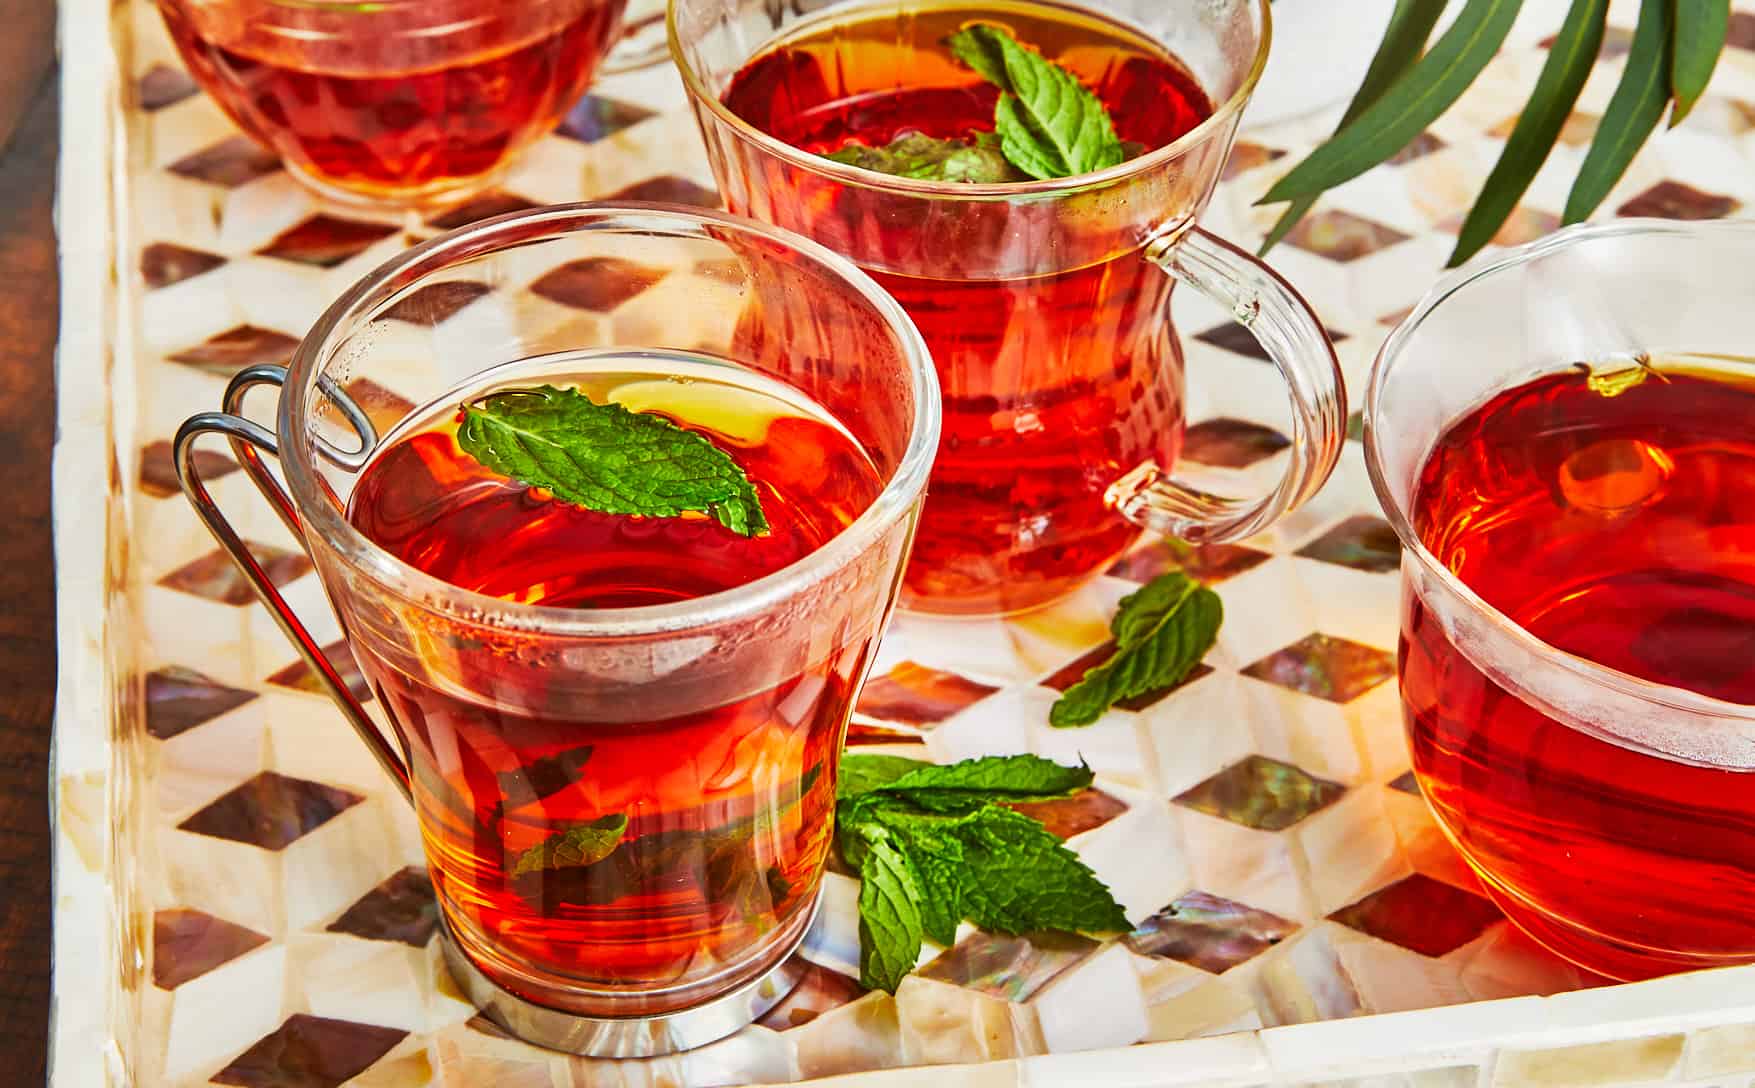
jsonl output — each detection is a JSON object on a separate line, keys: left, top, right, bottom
{"left": 1109, "top": 227, "right": 1347, "bottom": 543}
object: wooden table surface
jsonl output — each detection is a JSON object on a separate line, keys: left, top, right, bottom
{"left": 0, "top": 1, "right": 60, "bottom": 1081}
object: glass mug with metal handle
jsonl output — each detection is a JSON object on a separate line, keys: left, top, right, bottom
{"left": 671, "top": 0, "right": 1346, "bottom": 617}
{"left": 174, "top": 205, "right": 940, "bottom": 1055}
{"left": 1368, "top": 219, "right": 1755, "bottom": 981}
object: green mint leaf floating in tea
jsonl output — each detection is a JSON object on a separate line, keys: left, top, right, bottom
{"left": 946, "top": 24, "right": 1127, "bottom": 180}
{"left": 823, "top": 130, "right": 1027, "bottom": 183}
{"left": 835, "top": 753, "right": 1128, "bottom": 991}
{"left": 1049, "top": 572, "right": 1223, "bottom": 727}
{"left": 511, "top": 813, "right": 629, "bottom": 878}
{"left": 457, "top": 384, "right": 768, "bottom": 537}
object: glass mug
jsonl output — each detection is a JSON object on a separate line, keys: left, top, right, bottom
{"left": 1367, "top": 220, "right": 1755, "bottom": 981}
{"left": 671, "top": 0, "right": 1347, "bottom": 616}
{"left": 154, "top": 0, "right": 664, "bottom": 209}
{"left": 175, "top": 205, "right": 939, "bottom": 1054}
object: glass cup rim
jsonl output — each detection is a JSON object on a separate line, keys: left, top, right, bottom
{"left": 280, "top": 202, "right": 942, "bottom": 639}
{"left": 665, "top": 0, "right": 1272, "bottom": 200}
{"left": 1364, "top": 216, "right": 1755, "bottom": 721}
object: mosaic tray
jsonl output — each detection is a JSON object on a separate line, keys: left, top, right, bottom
{"left": 48, "top": 0, "right": 1755, "bottom": 1084}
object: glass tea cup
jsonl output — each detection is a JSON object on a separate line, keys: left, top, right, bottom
{"left": 1367, "top": 219, "right": 1755, "bottom": 981}
{"left": 174, "top": 204, "right": 939, "bottom": 1054}
{"left": 155, "top": 0, "right": 661, "bottom": 209}
{"left": 671, "top": 0, "right": 1346, "bottom": 617}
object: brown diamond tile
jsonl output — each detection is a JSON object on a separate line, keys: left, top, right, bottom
{"left": 755, "top": 962, "right": 866, "bottom": 1029}
{"left": 604, "top": 174, "right": 721, "bottom": 208}
{"left": 1221, "top": 140, "right": 1285, "bottom": 181}
{"left": 918, "top": 930, "right": 1096, "bottom": 1001}
{"left": 169, "top": 324, "right": 302, "bottom": 377}
{"left": 844, "top": 722, "right": 928, "bottom": 747}
{"left": 1295, "top": 516, "right": 1403, "bottom": 574}
{"left": 1616, "top": 179, "right": 1743, "bottom": 220}
{"left": 1107, "top": 538, "right": 1272, "bottom": 586}
{"left": 1181, "top": 418, "right": 1291, "bottom": 469}
{"left": 341, "top": 378, "right": 416, "bottom": 436}
{"left": 1387, "top": 770, "right": 1421, "bottom": 795}
{"left": 1727, "top": 10, "right": 1755, "bottom": 50}
{"left": 1175, "top": 754, "right": 1345, "bottom": 831}
{"left": 1194, "top": 321, "right": 1348, "bottom": 362}
{"left": 169, "top": 135, "right": 281, "bottom": 188}
{"left": 1125, "top": 890, "right": 1298, "bottom": 973}
{"left": 1438, "top": 204, "right": 1562, "bottom": 248}
{"left": 1541, "top": 25, "right": 1633, "bottom": 57}
{"left": 212, "top": 1014, "right": 407, "bottom": 1088}
{"left": 258, "top": 215, "right": 399, "bottom": 268}
{"left": 425, "top": 191, "right": 540, "bottom": 231}
{"left": 1283, "top": 209, "right": 1411, "bottom": 262}
{"left": 145, "top": 666, "right": 259, "bottom": 740}
{"left": 380, "top": 280, "right": 492, "bottom": 324}
{"left": 556, "top": 94, "right": 658, "bottom": 142}
{"left": 1043, "top": 641, "right": 1212, "bottom": 712}
{"left": 141, "top": 241, "right": 226, "bottom": 288}
{"left": 1377, "top": 306, "right": 1415, "bottom": 328}
{"left": 153, "top": 908, "right": 270, "bottom": 989}
{"left": 327, "top": 866, "right": 438, "bottom": 947}
{"left": 1007, "top": 788, "right": 1128, "bottom": 839}
{"left": 1242, "top": 633, "right": 1396, "bottom": 703}
{"left": 854, "top": 660, "right": 999, "bottom": 726}
{"left": 529, "top": 256, "right": 668, "bottom": 312}
{"left": 1386, "top": 131, "right": 1446, "bottom": 165}
{"left": 158, "top": 541, "right": 311, "bottom": 606}
{"left": 139, "top": 63, "right": 199, "bottom": 111}
{"left": 1330, "top": 873, "right": 1503, "bottom": 957}
{"left": 180, "top": 771, "right": 364, "bottom": 850}
{"left": 140, "top": 438, "right": 237, "bottom": 499}
{"left": 266, "top": 638, "right": 373, "bottom": 704}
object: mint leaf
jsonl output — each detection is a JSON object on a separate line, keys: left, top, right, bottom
{"left": 858, "top": 803, "right": 971, "bottom": 946}
{"left": 456, "top": 385, "right": 768, "bottom": 537}
{"left": 855, "top": 828, "right": 925, "bottom": 992}
{"left": 875, "top": 754, "right": 1094, "bottom": 813}
{"left": 946, "top": 24, "right": 1126, "bottom": 180}
{"left": 954, "top": 806, "right": 1131, "bottom": 934}
{"left": 510, "top": 813, "right": 629, "bottom": 878}
{"left": 823, "top": 130, "right": 1027, "bottom": 183}
{"left": 838, "top": 753, "right": 932, "bottom": 801}
{"left": 1050, "top": 573, "right": 1222, "bottom": 727}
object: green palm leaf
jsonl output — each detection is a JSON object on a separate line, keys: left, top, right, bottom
{"left": 1671, "top": 0, "right": 1729, "bottom": 124}
{"left": 1449, "top": 0, "right": 1608, "bottom": 265}
{"left": 1563, "top": 0, "right": 1673, "bottom": 223}
{"left": 1259, "top": 0, "right": 1526, "bottom": 205}
{"left": 1261, "top": 0, "right": 1448, "bottom": 253}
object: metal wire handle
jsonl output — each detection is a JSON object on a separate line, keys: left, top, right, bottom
{"left": 174, "top": 364, "right": 412, "bottom": 804}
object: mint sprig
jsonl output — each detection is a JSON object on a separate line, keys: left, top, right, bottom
{"left": 1050, "top": 572, "right": 1223, "bottom": 728}
{"left": 824, "top": 131, "right": 1026, "bottom": 183}
{"left": 456, "top": 385, "right": 768, "bottom": 537}
{"left": 837, "top": 753, "right": 1128, "bottom": 991}
{"left": 947, "top": 24, "right": 1127, "bottom": 180}
{"left": 510, "top": 813, "right": 629, "bottom": 878}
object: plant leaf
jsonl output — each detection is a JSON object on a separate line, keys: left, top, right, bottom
{"left": 946, "top": 24, "right": 1126, "bottom": 179}
{"left": 823, "top": 131, "right": 1027, "bottom": 183}
{"left": 859, "top": 802, "right": 974, "bottom": 945}
{"left": 855, "top": 829, "right": 925, "bottom": 992}
{"left": 838, "top": 753, "right": 933, "bottom": 801}
{"left": 510, "top": 813, "right": 629, "bottom": 878}
{"left": 952, "top": 807, "right": 1131, "bottom": 935}
{"left": 457, "top": 385, "right": 768, "bottom": 537}
{"left": 1671, "top": 0, "right": 1730, "bottom": 124}
{"left": 1449, "top": 0, "right": 1609, "bottom": 265}
{"left": 1109, "top": 572, "right": 1201, "bottom": 648}
{"left": 1261, "top": 0, "right": 1450, "bottom": 252}
{"left": 1050, "top": 575, "right": 1222, "bottom": 728}
{"left": 1564, "top": 0, "right": 1674, "bottom": 223}
{"left": 871, "top": 754, "right": 1094, "bottom": 813}
{"left": 1260, "top": 0, "right": 1525, "bottom": 205}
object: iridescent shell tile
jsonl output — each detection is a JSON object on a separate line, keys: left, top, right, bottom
{"left": 1125, "top": 890, "right": 1298, "bottom": 973}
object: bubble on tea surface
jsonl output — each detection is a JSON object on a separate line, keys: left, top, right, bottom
{"left": 1559, "top": 438, "right": 1672, "bottom": 515}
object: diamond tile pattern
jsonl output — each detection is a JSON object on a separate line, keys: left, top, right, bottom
{"left": 91, "top": 3, "right": 1753, "bottom": 1083}
{"left": 1175, "top": 755, "right": 1346, "bottom": 831}
{"left": 179, "top": 771, "right": 364, "bottom": 850}
{"left": 266, "top": 639, "right": 373, "bottom": 703}
{"left": 1126, "top": 891, "right": 1298, "bottom": 973}
{"left": 1243, "top": 634, "right": 1397, "bottom": 703}
{"left": 157, "top": 542, "right": 311, "bottom": 606}
{"left": 212, "top": 1014, "right": 407, "bottom": 1088}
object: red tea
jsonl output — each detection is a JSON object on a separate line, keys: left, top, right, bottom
{"left": 345, "top": 353, "right": 882, "bottom": 1011}
{"left": 157, "top": 0, "right": 625, "bottom": 201}
{"left": 721, "top": 0, "right": 1213, "bottom": 614}
{"left": 1402, "top": 359, "right": 1755, "bottom": 978}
